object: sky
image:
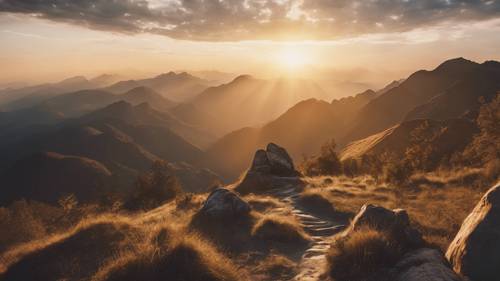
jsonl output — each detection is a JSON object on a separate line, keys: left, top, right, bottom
{"left": 1, "top": 0, "right": 500, "bottom": 89}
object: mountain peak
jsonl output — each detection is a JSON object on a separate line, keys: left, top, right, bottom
{"left": 105, "top": 100, "right": 134, "bottom": 112}
{"left": 125, "top": 86, "right": 156, "bottom": 95}
{"left": 231, "top": 74, "right": 253, "bottom": 83}
{"left": 435, "top": 57, "right": 478, "bottom": 72}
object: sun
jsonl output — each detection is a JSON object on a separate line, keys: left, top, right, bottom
{"left": 277, "top": 46, "right": 310, "bottom": 71}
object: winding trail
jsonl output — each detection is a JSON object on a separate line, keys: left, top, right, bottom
{"left": 267, "top": 185, "right": 346, "bottom": 281}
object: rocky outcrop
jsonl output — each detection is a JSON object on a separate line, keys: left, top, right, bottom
{"left": 346, "top": 204, "right": 423, "bottom": 246}
{"left": 235, "top": 143, "right": 302, "bottom": 194}
{"left": 392, "top": 248, "right": 463, "bottom": 281}
{"left": 446, "top": 182, "right": 500, "bottom": 281}
{"left": 334, "top": 204, "right": 462, "bottom": 281}
{"left": 196, "top": 188, "right": 251, "bottom": 220}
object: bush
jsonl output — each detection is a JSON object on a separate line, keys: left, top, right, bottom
{"left": 125, "top": 161, "right": 182, "bottom": 210}
{"left": 301, "top": 139, "right": 343, "bottom": 176}
{"left": 326, "top": 228, "right": 405, "bottom": 281}
{"left": 383, "top": 162, "right": 411, "bottom": 184}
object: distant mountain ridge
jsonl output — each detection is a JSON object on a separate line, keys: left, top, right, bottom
{"left": 105, "top": 71, "right": 212, "bottom": 102}
{"left": 202, "top": 58, "right": 500, "bottom": 180}
{"left": 188, "top": 75, "right": 329, "bottom": 135}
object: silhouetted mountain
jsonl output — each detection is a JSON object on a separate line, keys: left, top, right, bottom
{"left": 405, "top": 61, "right": 500, "bottom": 121}
{"left": 0, "top": 76, "right": 98, "bottom": 111}
{"left": 169, "top": 103, "right": 221, "bottom": 134}
{"left": 202, "top": 58, "right": 499, "bottom": 180}
{"left": 0, "top": 88, "right": 181, "bottom": 148}
{"left": 190, "top": 75, "right": 329, "bottom": 134}
{"left": 203, "top": 92, "right": 372, "bottom": 180}
{"left": 0, "top": 151, "right": 114, "bottom": 205}
{"left": 36, "top": 89, "right": 118, "bottom": 118}
{"left": 89, "top": 74, "right": 122, "bottom": 87}
{"left": 105, "top": 72, "right": 211, "bottom": 102}
{"left": 121, "top": 86, "right": 176, "bottom": 111}
{"left": 76, "top": 101, "right": 215, "bottom": 148}
{"left": 341, "top": 58, "right": 492, "bottom": 144}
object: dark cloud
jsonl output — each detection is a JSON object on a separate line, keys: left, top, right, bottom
{"left": 0, "top": 0, "right": 499, "bottom": 41}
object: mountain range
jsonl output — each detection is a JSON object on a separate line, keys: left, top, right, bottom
{"left": 202, "top": 58, "right": 500, "bottom": 180}
{"left": 0, "top": 57, "right": 498, "bottom": 201}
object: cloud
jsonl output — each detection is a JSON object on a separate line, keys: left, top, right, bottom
{"left": 0, "top": 0, "right": 499, "bottom": 41}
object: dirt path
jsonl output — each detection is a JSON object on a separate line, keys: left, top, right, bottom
{"left": 267, "top": 186, "right": 345, "bottom": 281}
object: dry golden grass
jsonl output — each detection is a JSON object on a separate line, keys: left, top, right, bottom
{"left": 243, "top": 194, "right": 286, "bottom": 213}
{"left": 326, "top": 227, "right": 404, "bottom": 281}
{"left": 0, "top": 199, "right": 247, "bottom": 281}
{"left": 254, "top": 253, "right": 298, "bottom": 281}
{"left": 252, "top": 214, "right": 311, "bottom": 245}
{"left": 94, "top": 232, "right": 247, "bottom": 281}
{"left": 296, "top": 189, "right": 349, "bottom": 220}
{"left": 0, "top": 215, "right": 143, "bottom": 280}
{"left": 304, "top": 173, "right": 486, "bottom": 250}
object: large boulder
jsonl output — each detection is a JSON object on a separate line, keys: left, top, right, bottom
{"left": 392, "top": 248, "right": 463, "bottom": 281}
{"left": 346, "top": 204, "right": 423, "bottom": 247}
{"left": 235, "top": 143, "right": 302, "bottom": 194}
{"left": 189, "top": 188, "right": 254, "bottom": 252}
{"left": 197, "top": 188, "right": 251, "bottom": 220}
{"left": 446, "top": 182, "right": 500, "bottom": 281}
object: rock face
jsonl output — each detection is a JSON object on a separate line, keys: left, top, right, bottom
{"left": 347, "top": 204, "right": 423, "bottom": 246}
{"left": 446, "top": 182, "right": 500, "bottom": 281}
{"left": 392, "top": 248, "right": 463, "bottom": 281}
{"left": 197, "top": 188, "right": 251, "bottom": 220}
{"left": 235, "top": 143, "right": 301, "bottom": 194}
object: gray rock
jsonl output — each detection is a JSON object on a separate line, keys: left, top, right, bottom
{"left": 346, "top": 204, "right": 423, "bottom": 246}
{"left": 393, "top": 248, "right": 463, "bottom": 281}
{"left": 235, "top": 143, "right": 302, "bottom": 194}
{"left": 198, "top": 188, "right": 251, "bottom": 219}
{"left": 446, "top": 182, "right": 500, "bottom": 281}
{"left": 266, "top": 143, "right": 296, "bottom": 176}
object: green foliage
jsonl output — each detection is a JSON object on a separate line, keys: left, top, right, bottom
{"left": 125, "top": 161, "right": 182, "bottom": 211}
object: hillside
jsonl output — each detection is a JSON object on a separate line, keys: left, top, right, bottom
{"left": 340, "top": 118, "right": 478, "bottom": 162}
{"left": 0, "top": 75, "right": 118, "bottom": 111}
{"left": 342, "top": 58, "right": 499, "bottom": 144}
{"left": 0, "top": 152, "right": 113, "bottom": 205}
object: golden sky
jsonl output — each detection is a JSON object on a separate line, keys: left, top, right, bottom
{"left": 1, "top": 0, "right": 500, "bottom": 87}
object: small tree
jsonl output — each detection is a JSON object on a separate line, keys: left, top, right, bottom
{"left": 125, "top": 161, "right": 182, "bottom": 211}
{"left": 301, "top": 139, "right": 343, "bottom": 176}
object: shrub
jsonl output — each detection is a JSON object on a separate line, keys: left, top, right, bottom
{"left": 383, "top": 162, "right": 411, "bottom": 184}
{"left": 125, "top": 161, "right": 182, "bottom": 210}
{"left": 326, "top": 228, "right": 405, "bottom": 281}
{"left": 301, "top": 139, "right": 343, "bottom": 176}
